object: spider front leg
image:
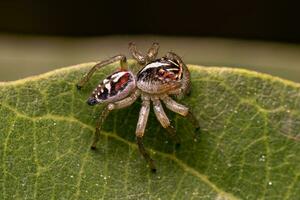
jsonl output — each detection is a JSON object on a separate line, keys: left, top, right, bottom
{"left": 128, "top": 42, "right": 146, "bottom": 65}
{"left": 91, "top": 106, "right": 110, "bottom": 149}
{"left": 76, "top": 54, "right": 127, "bottom": 89}
{"left": 146, "top": 42, "right": 160, "bottom": 62}
{"left": 136, "top": 98, "right": 156, "bottom": 172}
{"left": 162, "top": 96, "right": 201, "bottom": 136}
{"left": 91, "top": 90, "right": 140, "bottom": 149}
{"left": 152, "top": 99, "right": 181, "bottom": 147}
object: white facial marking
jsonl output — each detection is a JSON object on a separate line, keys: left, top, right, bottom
{"left": 100, "top": 88, "right": 104, "bottom": 93}
{"left": 166, "top": 68, "right": 179, "bottom": 71}
{"left": 140, "top": 62, "right": 169, "bottom": 73}
{"left": 168, "top": 59, "right": 179, "bottom": 66}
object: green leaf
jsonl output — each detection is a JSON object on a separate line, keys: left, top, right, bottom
{"left": 1, "top": 62, "right": 300, "bottom": 200}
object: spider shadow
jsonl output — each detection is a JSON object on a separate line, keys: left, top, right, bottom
{"left": 101, "top": 99, "right": 198, "bottom": 155}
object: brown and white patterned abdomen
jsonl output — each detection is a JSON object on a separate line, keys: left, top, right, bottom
{"left": 87, "top": 70, "right": 136, "bottom": 105}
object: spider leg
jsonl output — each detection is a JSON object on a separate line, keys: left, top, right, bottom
{"left": 165, "top": 52, "right": 191, "bottom": 98}
{"left": 135, "top": 98, "right": 156, "bottom": 172}
{"left": 136, "top": 137, "right": 156, "bottom": 172}
{"left": 76, "top": 54, "right": 127, "bottom": 89}
{"left": 146, "top": 42, "right": 160, "bottom": 62}
{"left": 152, "top": 99, "right": 181, "bottom": 147}
{"left": 91, "top": 106, "right": 110, "bottom": 149}
{"left": 162, "top": 95, "right": 201, "bottom": 135}
{"left": 128, "top": 42, "right": 146, "bottom": 65}
{"left": 91, "top": 90, "right": 140, "bottom": 149}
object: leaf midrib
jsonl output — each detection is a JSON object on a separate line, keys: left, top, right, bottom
{"left": 0, "top": 102, "right": 239, "bottom": 200}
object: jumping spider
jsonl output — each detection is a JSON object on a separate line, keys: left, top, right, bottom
{"left": 76, "top": 42, "right": 200, "bottom": 172}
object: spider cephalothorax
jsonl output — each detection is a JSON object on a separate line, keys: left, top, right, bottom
{"left": 77, "top": 42, "right": 200, "bottom": 172}
{"left": 137, "top": 57, "right": 184, "bottom": 94}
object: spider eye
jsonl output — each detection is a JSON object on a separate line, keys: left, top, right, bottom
{"left": 87, "top": 70, "right": 136, "bottom": 105}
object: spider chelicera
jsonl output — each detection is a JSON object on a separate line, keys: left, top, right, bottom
{"left": 76, "top": 42, "right": 200, "bottom": 172}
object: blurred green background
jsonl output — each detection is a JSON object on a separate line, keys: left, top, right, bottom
{"left": 0, "top": 1, "right": 299, "bottom": 83}
{"left": 0, "top": 35, "right": 299, "bottom": 83}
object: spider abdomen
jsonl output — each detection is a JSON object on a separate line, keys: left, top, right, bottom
{"left": 87, "top": 70, "right": 136, "bottom": 105}
{"left": 137, "top": 58, "right": 183, "bottom": 94}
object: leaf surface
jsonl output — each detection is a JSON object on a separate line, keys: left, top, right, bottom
{"left": 0, "top": 62, "right": 300, "bottom": 200}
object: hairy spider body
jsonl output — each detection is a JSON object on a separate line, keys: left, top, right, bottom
{"left": 87, "top": 70, "right": 136, "bottom": 105}
{"left": 77, "top": 43, "right": 200, "bottom": 172}
{"left": 137, "top": 58, "right": 183, "bottom": 94}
